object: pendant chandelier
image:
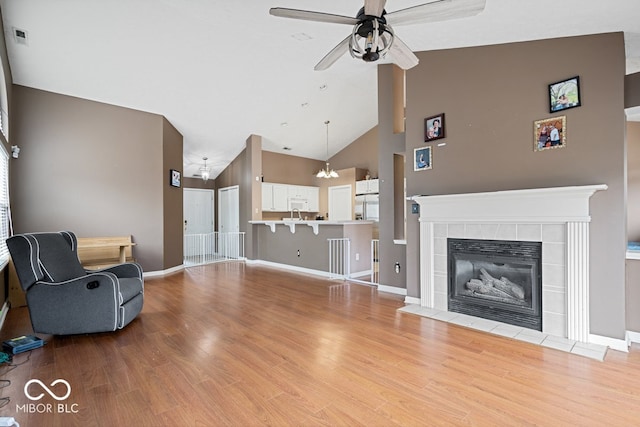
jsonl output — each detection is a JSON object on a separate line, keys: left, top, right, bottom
{"left": 316, "top": 120, "right": 339, "bottom": 179}
{"left": 200, "top": 157, "right": 210, "bottom": 182}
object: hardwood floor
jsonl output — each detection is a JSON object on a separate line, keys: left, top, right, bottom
{"left": 1, "top": 262, "right": 640, "bottom": 426}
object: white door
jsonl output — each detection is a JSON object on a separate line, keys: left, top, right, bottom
{"left": 183, "top": 189, "right": 214, "bottom": 260}
{"left": 218, "top": 185, "right": 240, "bottom": 257}
{"left": 328, "top": 185, "right": 352, "bottom": 221}
{"left": 184, "top": 189, "right": 214, "bottom": 234}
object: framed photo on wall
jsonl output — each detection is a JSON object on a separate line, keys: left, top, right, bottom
{"left": 414, "top": 146, "right": 432, "bottom": 171}
{"left": 424, "top": 113, "right": 445, "bottom": 142}
{"left": 534, "top": 116, "right": 566, "bottom": 151}
{"left": 549, "top": 76, "right": 581, "bottom": 113}
{"left": 170, "top": 169, "right": 181, "bottom": 187}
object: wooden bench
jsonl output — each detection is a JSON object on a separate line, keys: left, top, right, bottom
{"left": 77, "top": 236, "right": 136, "bottom": 270}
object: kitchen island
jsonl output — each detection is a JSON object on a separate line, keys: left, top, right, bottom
{"left": 248, "top": 220, "right": 373, "bottom": 276}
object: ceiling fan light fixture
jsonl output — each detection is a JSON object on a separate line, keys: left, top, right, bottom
{"left": 349, "top": 18, "right": 394, "bottom": 63}
{"left": 316, "top": 121, "right": 339, "bottom": 179}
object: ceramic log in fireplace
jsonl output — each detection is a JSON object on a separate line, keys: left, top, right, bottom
{"left": 448, "top": 238, "right": 542, "bottom": 331}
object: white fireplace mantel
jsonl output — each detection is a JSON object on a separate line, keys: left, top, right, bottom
{"left": 410, "top": 184, "right": 607, "bottom": 344}
{"left": 410, "top": 184, "right": 608, "bottom": 223}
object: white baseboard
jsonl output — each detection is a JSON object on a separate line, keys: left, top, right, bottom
{"left": 589, "top": 333, "right": 628, "bottom": 352}
{"left": 404, "top": 296, "right": 421, "bottom": 305}
{"left": 245, "top": 259, "right": 332, "bottom": 278}
{"left": 626, "top": 330, "right": 640, "bottom": 345}
{"left": 144, "top": 264, "right": 185, "bottom": 278}
{"left": 350, "top": 269, "right": 372, "bottom": 278}
{"left": 377, "top": 284, "right": 407, "bottom": 296}
{"left": 245, "top": 260, "right": 410, "bottom": 296}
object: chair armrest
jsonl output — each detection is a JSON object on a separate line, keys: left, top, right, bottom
{"left": 87, "top": 262, "right": 143, "bottom": 280}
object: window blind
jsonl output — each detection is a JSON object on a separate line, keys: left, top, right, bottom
{"left": 0, "top": 144, "right": 10, "bottom": 266}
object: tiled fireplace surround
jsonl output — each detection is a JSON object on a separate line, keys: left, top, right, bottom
{"left": 411, "top": 185, "right": 608, "bottom": 345}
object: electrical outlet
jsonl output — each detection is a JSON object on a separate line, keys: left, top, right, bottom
{"left": 394, "top": 262, "right": 401, "bottom": 274}
{"left": 297, "top": 249, "right": 300, "bottom": 257}
{"left": 355, "top": 253, "right": 360, "bottom": 261}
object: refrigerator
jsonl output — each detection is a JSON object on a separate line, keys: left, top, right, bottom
{"left": 355, "top": 194, "right": 379, "bottom": 221}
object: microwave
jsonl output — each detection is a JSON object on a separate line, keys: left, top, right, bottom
{"left": 288, "top": 198, "right": 308, "bottom": 212}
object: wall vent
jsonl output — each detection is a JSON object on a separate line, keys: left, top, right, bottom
{"left": 13, "top": 28, "right": 28, "bottom": 46}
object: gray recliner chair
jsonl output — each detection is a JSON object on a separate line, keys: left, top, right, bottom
{"left": 6, "top": 231, "right": 143, "bottom": 335}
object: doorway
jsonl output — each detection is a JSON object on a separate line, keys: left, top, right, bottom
{"left": 218, "top": 185, "right": 240, "bottom": 258}
{"left": 184, "top": 189, "right": 214, "bottom": 234}
{"left": 183, "top": 189, "right": 214, "bottom": 265}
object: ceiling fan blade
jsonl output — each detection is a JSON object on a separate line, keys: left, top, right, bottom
{"left": 386, "top": 0, "right": 486, "bottom": 26}
{"left": 314, "top": 35, "right": 351, "bottom": 71}
{"left": 388, "top": 36, "right": 419, "bottom": 70}
{"left": 364, "top": 0, "right": 386, "bottom": 18}
{"left": 269, "top": 8, "right": 358, "bottom": 25}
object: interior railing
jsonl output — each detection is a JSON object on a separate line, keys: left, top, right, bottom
{"left": 184, "top": 232, "right": 245, "bottom": 266}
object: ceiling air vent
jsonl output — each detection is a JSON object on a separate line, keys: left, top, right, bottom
{"left": 13, "top": 28, "right": 28, "bottom": 46}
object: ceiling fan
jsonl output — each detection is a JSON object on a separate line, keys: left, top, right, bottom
{"left": 270, "top": 0, "right": 486, "bottom": 71}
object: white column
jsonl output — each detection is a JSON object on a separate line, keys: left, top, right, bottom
{"left": 420, "top": 220, "right": 435, "bottom": 308}
{"left": 566, "top": 221, "right": 590, "bottom": 342}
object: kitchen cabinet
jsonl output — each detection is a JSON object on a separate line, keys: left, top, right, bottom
{"left": 356, "top": 178, "right": 379, "bottom": 195}
{"left": 307, "top": 187, "right": 319, "bottom": 212}
{"left": 287, "top": 185, "right": 306, "bottom": 200}
{"left": 262, "top": 183, "right": 288, "bottom": 211}
{"left": 263, "top": 183, "right": 319, "bottom": 212}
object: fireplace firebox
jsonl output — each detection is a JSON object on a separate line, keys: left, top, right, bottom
{"left": 448, "top": 238, "right": 542, "bottom": 331}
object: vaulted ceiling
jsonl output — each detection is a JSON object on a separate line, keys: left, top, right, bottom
{"left": 2, "top": 0, "right": 640, "bottom": 178}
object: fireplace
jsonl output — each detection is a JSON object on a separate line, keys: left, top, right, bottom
{"left": 411, "top": 185, "right": 607, "bottom": 343}
{"left": 448, "top": 238, "right": 542, "bottom": 331}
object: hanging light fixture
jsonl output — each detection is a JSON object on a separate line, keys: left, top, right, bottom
{"left": 316, "top": 120, "right": 339, "bottom": 179}
{"left": 349, "top": 15, "right": 394, "bottom": 63}
{"left": 200, "top": 157, "right": 210, "bottom": 182}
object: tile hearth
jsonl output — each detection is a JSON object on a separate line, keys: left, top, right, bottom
{"left": 399, "top": 304, "right": 608, "bottom": 361}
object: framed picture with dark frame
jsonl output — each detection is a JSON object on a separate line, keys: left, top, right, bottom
{"left": 534, "top": 116, "right": 566, "bottom": 151}
{"left": 414, "top": 146, "right": 432, "bottom": 171}
{"left": 424, "top": 113, "right": 445, "bottom": 142}
{"left": 170, "top": 169, "right": 181, "bottom": 188}
{"left": 548, "top": 76, "right": 581, "bottom": 113}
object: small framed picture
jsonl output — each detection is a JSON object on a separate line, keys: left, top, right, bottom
{"left": 424, "top": 113, "right": 445, "bottom": 142}
{"left": 549, "top": 76, "right": 581, "bottom": 113}
{"left": 534, "top": 116, "right": 566, "bottom": 151}
{"left": 414, "top": 146, "right": 432, "bottom": 171}
{"left": 170, "top": 169, "right": 181, "bottom": 187}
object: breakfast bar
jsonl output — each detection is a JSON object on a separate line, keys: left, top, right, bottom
{"left": 249, "top": 220, "right": 373, "bottom": 275}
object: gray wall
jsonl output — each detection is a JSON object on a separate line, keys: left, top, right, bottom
{"left": 625, "top": 72, "right": 640, "bottom": 108}
{"left": 262, "top": 150, "right": 324, "bottom": 186}
{"left": 328, "top": 126, "right": 379, "bottom": 177}
{"left": 396, "top": 33, "right": 627, "bottom": 339}
{"left": 255, "top": 223, "right": 372, "bottom": 272}
{"left": 10, "top": 85, "right": 183, "bottom": 272}
{"left": 629, "top": 122, "right": 640, "bottom": 242}
{"left": 377, "top": 65, "right": 408, "bottom": 290}
{"left": 627, "top": 259, "right": 640, "bottom": 331}
{"left": 162, "top": 118, "right": 184, "bottom": 269}
{"left": 215, "top": 136, "right": 259, "bottom": 258}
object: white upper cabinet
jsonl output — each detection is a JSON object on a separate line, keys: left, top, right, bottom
{"left": 262, "top": 183, "right": 289, "bottom": 211}
{"left": 356, "top": 178, "right": 379, "bottom": 195}
{"left": 261, "top": 182, "right": 273, "bottom": 211}
{"left": 272, "top": 184, "right": 289, "bottom": 211}
{"left": 307, "top": 187, "right": 319, "bottom": 212}
{"left": 262, "top": 183, "right": 319, "bottom": 212}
